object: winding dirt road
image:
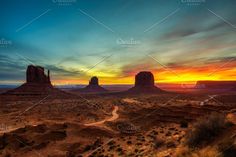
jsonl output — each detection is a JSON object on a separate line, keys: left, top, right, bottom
{"left": 0, "top": 106, "right": 119, "bottom": 134}
{"left": 84, "top": 106, "right": 119, "bottom": 126}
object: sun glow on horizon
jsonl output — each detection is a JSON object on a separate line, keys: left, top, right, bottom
{"left": 50, "top": 69, "right": 236, "bottom": 86}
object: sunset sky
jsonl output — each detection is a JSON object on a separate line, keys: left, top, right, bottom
{"left": 0, "top": 0, "right": 236, "bottom": 85}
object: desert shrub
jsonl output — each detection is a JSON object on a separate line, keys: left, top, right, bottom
{"left": 107, "top": 140, "right": 115, "bottom": 146}
{"left": 166, "top": 141, "right": 176, "bottom": 148}
{"left": 136, "top": 142, "right": 142, "bottom": 146}
{"left": 165, "top": 131, "right": 171, "bottom": 136}
{"left": 175, "top": 146, "right": 222, "bottom": 157}
{"left": 151, "top": 130, "right": 158, "bottom": 135}
{"left": 116, "top": 147, "right": 122, "bottom": 152}
{"left": 186, "top": 112, "right": 227, "bottom": 147}
{"left": 1, "top": 151, "right": 11, "bottom": 157}
{"left": 127, "top": 140, "right": 132, "bottom": 145}
{"left": 221, "top": 145, "right": 236, "bottom": 157}
{"left": 153, "top": 137, "right": 165, "bottom": 149}
{"left": 196, "top": 147, "right": 222, "bottom": 157}
{"left": 175, "top": 146, "right": 192, "bottom": 157}
{"left": 66, "top": 151, "right": 75, "bottom": 157}
{"left": 218, "top": 138, "right": 236, "bottom": 157}
{"left": 83, "top": 145, "right": 91, "bottom": 152}
{"left": 180, "top": 120, "right": 188, "bottom": 128}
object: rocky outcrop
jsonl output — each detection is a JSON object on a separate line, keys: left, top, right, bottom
{"left": 128, "top": 71, "right": 163, "bottom": 93}
{"left": 3, "top": 65, "right": 55, "bottom": 96}
{"left": 79, "top": 77, "right": 108, "bottom": 93}
{"left": 135, "top": 71, "right": 155, "bottom": 87}
{"left": 89, "top": 77, "right": 99, "bottom": 86}
{"left": 26, "top": 65, "right": 51, "bottom": 84}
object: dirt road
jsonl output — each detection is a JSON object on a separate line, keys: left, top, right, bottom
{"left": 84, "top": 106, "right": 119, "bottom": 126}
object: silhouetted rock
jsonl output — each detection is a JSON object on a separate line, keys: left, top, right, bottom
{"left": 128, "top": 71, "right": 163, "bottom": 93}
{"left": 2, "top": 65, "right": 57, "bottom": 96}
{"left": 135, "top": 71, "right": 155, "bottom": 87}
{"left": 79, "top": 76, "right": 108, "bottom": 93}
{"left": 26, "top": 65, "right": 50, "bottom": 84}
{"left": 89, "top": 76, "right": 99, "bottom": 86}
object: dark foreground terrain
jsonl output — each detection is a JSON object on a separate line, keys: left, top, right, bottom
{"left": 0, "top": 91, "right": 236, "bottom": 157}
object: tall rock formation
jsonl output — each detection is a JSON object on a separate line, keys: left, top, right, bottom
{"left": 3, "top": 65, "right": 54, "bottom": 95}
{"left": 128, "top": 71, "right": 163, "bottom": 93}
{"left": 79, "top": 76, "right": 108, "bottom": 93}
{"left": 89, "top": 77, "right": 99, "bottom": 86}
{"left": 26, "top": 65, "right": 51, "bottom": 84}
{"left": 135, "top": 71, "right": 155, "bottom": 87}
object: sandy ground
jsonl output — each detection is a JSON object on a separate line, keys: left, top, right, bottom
{"left": 0, "top": 92, "right": 235, "bottom": 156}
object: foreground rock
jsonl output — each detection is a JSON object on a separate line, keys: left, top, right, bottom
{"left": 127, "top": 71, "right": 164, "bottom": 93}
{"left": 79, "top": 76, "right": 108, "bottom": 93}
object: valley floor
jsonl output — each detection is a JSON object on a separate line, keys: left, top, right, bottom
{"left": 0, "top": 92, "right": 235, "bottom": 157}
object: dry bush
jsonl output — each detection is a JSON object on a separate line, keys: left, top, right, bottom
{"left": 175, "top": 146, "right": 192, "bottom": 157}
{"left": 180, "top": 120, "right": 188, "bottom": 128}
{"left": 153, "top": 137, "right": 165, "bottom": 149}
{"left": 218, "top": 137, "right": 236, "bottom": 157}
{"left": 186, "top": 112, "right": 227, "bottom": 147}
{"left": 175, "top": 146, "right": 222, "bottom": 157}
{"left": 195, "top": 147, "right": 222, "bottom": 157}
{"left": 1, "top": 149, "right": 12, "bottom": 157}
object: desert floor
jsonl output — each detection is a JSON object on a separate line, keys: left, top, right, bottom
{"left": 0, "top": 91, "right": 236, "bottom": 157}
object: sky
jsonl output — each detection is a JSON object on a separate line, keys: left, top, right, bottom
{"left": 0, "top": 0, "right": 236, "bottom": 85}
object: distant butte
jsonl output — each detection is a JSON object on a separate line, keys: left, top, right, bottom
{"left": 79, "top": 76, "right": 108, "bottom": 93}
{"left": 89, "top": 76, "right": 99, "bottom": 86}
{"left": 135, "top": 71, "right": 155, "bottom": 87}
{"left": 127, "top": 71, "right": 164, "bottom": 93}
{"left": 3, "top": 65, "right": 56, "bottom": 96}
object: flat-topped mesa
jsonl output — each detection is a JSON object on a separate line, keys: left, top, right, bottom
{"left": 2, "top": 65, "right": 55, "bottom": 96}
{"left": 26, "top": 65, "right": 51, "bottom": 84}
{"left": 135, "top": 71, "right": 155, "bottom": 87}
{"left": 128, "top": 71, "right": 163, "bottom": 93}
